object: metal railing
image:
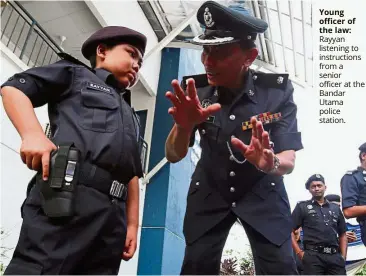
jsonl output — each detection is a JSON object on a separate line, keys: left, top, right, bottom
{"left": 1, "top": 1, "right": 63, "bottom": 67}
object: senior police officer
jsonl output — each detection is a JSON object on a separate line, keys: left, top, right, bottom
{"left": 341, "top": 142, "right": 366, "bottom": 246}
{"left": 1, "top": 26, "right": 146, "bottom": 274}
{"left": 164, "top": 1, "right": 303, "bottom": 274}
{"left": 292, "top": 174, "right": 347, "bottom": 275}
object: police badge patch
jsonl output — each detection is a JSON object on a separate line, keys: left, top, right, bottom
{"left": 307, "top": 205, "right": 313, "bottom": 209}
{"left": 201, "top": 99, "right": 212, "bottom": 108}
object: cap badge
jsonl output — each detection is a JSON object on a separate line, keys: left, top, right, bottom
{"left": 277, "top": 76, "right": 284, "bottom": 84}
{"left": 204, "top": 7, "right": 215, "bottom": 27}
{"left": 316, "top": 174, "right": 321, "bottom": 178}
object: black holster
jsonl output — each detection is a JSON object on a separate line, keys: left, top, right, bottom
{"left": 38, "top": 144, "right": 80, "bottom": 218}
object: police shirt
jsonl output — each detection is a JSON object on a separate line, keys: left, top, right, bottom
{"left": 341, "top": 167, "right": 366, "bottom": 222}
{"left": 182, "top": 69, "right": 303, "bottom": 246}
{"left": 292, "top": 199, "right": 347, "bottom": 247}
{"left": 1, "top": 57, "right": 143, "bottom": 183}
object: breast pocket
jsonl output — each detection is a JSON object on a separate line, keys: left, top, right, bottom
{"left": 79, "top": 87, "right": 119, "bottom": 132}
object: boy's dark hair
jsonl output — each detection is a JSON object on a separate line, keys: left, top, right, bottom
{"left": 239, "top": 40, "right": 256, "bottom": 51}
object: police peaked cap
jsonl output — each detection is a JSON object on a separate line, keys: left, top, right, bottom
{"left": 359, "top": 142, "right": 366, "bottom": 153}
{"left": 192, "top": 1, "right": 268, "bottom": 46}
{"left": 82, "top": 26, "right": 147, "bottom": 59}
{"left": 305, "top": 174, "right": 325, "bottom": 189}
{"left": 324, "top": 194, "right": 340, "bottom": 203}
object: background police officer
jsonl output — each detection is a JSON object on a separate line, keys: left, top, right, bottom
{"left": 165, "top": 1, "right": 303, "bottom": 274}
{"left": 341, "top": 142, "right": 366, "bottom": 246}
{"left": 1, "top": 26, "right": 146, "bottom": 274}
{"left": 325, "top": 194, "right": 358, "bottom": 243}
{"left": 292, "top": 174, "right": 347, "bottom": 275}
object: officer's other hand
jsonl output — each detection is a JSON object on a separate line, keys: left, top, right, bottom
{"left": 20, "top": 132, "right": 57, "bottom": 181}
{"left": 166, "top": 78, "right": 221, "bottom": 132}
{"left": 122, "top": 225, "right": 138, "bottom": 261}
{"left": 346, "top": 231, "right": 357, "bottom": 242}
{"left": 231, "top": 117, "right": 275, "bottom": 172}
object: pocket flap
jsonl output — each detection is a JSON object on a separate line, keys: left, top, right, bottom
{"left": 81, "top": 89, "right": 118, "bottom": 109}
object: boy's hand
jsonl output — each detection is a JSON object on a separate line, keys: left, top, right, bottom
{"left": 20, "top": 132, "right": 57, "bottom": 180}
{"left": 122, "top": 225, "right": 138, "bottom": 261}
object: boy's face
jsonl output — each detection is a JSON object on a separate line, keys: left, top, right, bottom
{"left": 96, "top": 43, "right": 143, "bottom": 88}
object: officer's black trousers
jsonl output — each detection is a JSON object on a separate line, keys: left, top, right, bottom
{"left": 4, "top": 183, "right": 127, "bottom": 274}
{"left": 181, "top": 212, "right": 298, "bottom": 275}
{"left": 302, "top": 250, "right": 346, "bottom": 275}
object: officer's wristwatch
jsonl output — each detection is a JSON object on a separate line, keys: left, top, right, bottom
{"left": 268, "top": 155, "right": 281, "bottom": 174}
{"left": 258, "top": 155, "right": 281, "bottom": 174}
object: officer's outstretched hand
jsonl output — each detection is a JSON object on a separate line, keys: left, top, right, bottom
{"left": 166, "top": 78, "right": 221, "bottom": 131}
{"left": 20, "top": 132, "right": 57, "bottom": 181}
{"left": 231, "top": 117, "right": 275, "bottom": 172}
{"left": 122, "top": 226, "right": 138, "bottom": 261}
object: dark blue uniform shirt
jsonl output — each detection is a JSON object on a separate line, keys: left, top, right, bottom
{"left": 292, "top": 199, "right": 347, "bottom": 247}
{"left": 341, "top": 167, "right": 366, "bottom": 222}
{"left": 1, "top": 57, "right": 143, "bottom": 183}
{"left": 182, "top": 69, "right": 303, "bottom": 246}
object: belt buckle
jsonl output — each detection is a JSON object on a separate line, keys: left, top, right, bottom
{"left": 110, "top": 180, "right": 126, "bottom": 199}
{"left": 323, "top": 247, "right": 332, "bottom": 254}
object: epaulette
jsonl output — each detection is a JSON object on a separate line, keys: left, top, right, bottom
{"left": 297, "top": 200, "right": 308, "bottom": 205}
{"left": 57, "top": 52, "right": 94, "bottom": 72}
{"left": 181, "top": 74, "right": 208, "bottom": 90}
{"left": 252, "top": 71, "right": 289, "bottom": 90}
{"left": 345, "top": 170, "right": 357, "bottom": 175}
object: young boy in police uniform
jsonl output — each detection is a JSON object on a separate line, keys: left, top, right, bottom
{"left": 1, "top": 26, "right": 145, "bottom": 274}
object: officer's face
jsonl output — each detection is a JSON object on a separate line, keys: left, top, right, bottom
{"left": 201, "top": 43, "right": 257, "bottom": 88}
{"left": 96, "top": 44, "right": 143, "bottom": 88}
{"left": 309, "top": 181, "right": 326, "bottom": 198}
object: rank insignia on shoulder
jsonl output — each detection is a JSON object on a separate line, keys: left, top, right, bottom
{"left": 346, "top": 170, "right": 356, "bottom": 175}
{"left": 242, "top": 112, "right": 282, "bottom": 131}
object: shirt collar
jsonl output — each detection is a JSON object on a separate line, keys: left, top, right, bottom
{"left": 94, "top": 68, "right": 132, "bottom": 106}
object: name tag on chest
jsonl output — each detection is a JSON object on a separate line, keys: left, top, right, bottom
{"left": 87, "top": 82, "right": 112, "bottom": 94}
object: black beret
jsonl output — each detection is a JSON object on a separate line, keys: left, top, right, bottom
{"left": 324, "top": 194, "right": 340, "bottom": 203}
{"left": 192, "top": 1, "right": 268, "bottom": 46}
{"left": 359, "top": 142, "right": 366, "bottom": 153}
{"left": 82, "top": 26, "right": 147, "bottom": 59}
{"left": 305, "top": 174, "right": 325, "bottom": 189}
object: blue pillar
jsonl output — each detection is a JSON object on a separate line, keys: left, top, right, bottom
{"left": 138, "top": 47, "right": 204, "bottom": 275}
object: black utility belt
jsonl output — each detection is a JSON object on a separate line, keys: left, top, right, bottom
{"left": 305, "top": 244, "right": 339, "bottom": 254}
{"left": 78, "top": 162, "right": 128, "bottom": 201}
{"left": 33, "top": 144, "right": 128, "bottom": 219}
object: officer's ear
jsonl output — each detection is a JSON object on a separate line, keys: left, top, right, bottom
{"left": 361, "top": 152, "right": 366, "bottom": 162}
{"left": 243, "top": 48, "right": 258, "bottom": 68}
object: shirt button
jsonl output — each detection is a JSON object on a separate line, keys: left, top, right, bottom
{"left": 229, "top": 114, "right": 236, "bottom": 121}
{"left": 230, "top": 187, "right": 235, "bottom": 193}
{"left": 196, "top": 182, "right": 200, "bottom": 186}
{"left": 232, "top": 202, "right": 236, "bottom": 208}
{"left": 229, "top": 155, "right": 234, "bottom": 161}
{"left": 19, "top": 78, "right": 26, "bottom": 84}
{"left": 271, "top": 182, "right": 276, "bottom": 186}
{"left": 230, "top": 171, "right": 236, "bottom": 177}
{"left": 201, "top": 129, "right": 206, "bottom": 135}
{"left": 252, "top": 75, "right": 258, "bottom": 80}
